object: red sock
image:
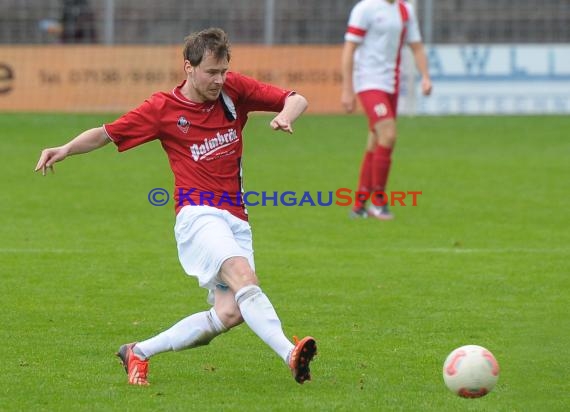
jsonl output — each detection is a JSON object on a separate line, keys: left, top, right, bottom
{"left": 354, "top": 151, "right": 373, "bottom": 209}
{"left": 372, "top": 145, "right": 393, "bottom": 196}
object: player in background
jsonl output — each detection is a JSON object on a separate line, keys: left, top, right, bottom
{"left": 341, "top": 0, "right": 432, "bottom": 220}
{"left": 35, "top": 28, "right": 316, "bottom": 386}
{"left": 39, "top": 0, "right": 98, "bottom": 44}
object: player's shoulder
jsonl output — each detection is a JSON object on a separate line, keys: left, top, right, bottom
{"left": 358, "top": 0, "right": 384, "bottom": 7}
{"left": 225, "top": 71, "right": 257, "bottom": 85}
{"left": 146, "top": 86, "right": 185, "bottom": 109}
{"left": 352, "top": 0, "right": 383, "bottom": 13}
{"left": 352, "top": 0, "right": 374, "bottom": 9}
{"left": 399, "top": 0, "right": 416, "bottom": 14}
{"left": 223, "top": 71, "right": 259, "bottom": 96}
{"left": 146, "top": 90, "right": 170, "bottom": 103}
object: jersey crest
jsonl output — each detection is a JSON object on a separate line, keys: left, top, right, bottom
{"left": 177, "top": 116, "right": 190, "bottom": 134}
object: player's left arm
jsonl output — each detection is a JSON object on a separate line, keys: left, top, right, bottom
{"left": 269, "top": 93, "right": 308, "bottom": 134}
{"left": 409, "top": 42, "right": 432, "bottom": 96}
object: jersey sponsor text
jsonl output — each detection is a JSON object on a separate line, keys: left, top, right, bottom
{"left": 190, "top": 128, "right": 239, "bottom": 161}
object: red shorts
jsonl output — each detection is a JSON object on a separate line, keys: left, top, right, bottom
{"left": 358, "top": 90, "right": 398, "bottom": 130}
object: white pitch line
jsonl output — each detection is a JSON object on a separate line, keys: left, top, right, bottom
{"left": 389, "top": 247, "right": 569, "bottom": 254}
{"left": 0, "top": 248, "right": 89, "bottom": 254}
{"left": 1, "top": 247, "right": 568, "bottom": 255}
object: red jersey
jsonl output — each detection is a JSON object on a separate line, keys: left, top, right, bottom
{"left": 104, "top": 72, "right": 292, "bottom": 221}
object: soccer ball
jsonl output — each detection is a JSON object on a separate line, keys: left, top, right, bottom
{"left": 442, "top": 345, "right": 500, "bottom": 398}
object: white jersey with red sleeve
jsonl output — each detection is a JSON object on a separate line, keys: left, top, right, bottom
{"left": 345, "top": 0, "right": 421, "bottom": 94}
{"left": 103, "top": 71, "right": 292, "bottom": 221}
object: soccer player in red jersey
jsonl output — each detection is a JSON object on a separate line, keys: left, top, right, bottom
{"left": 35, "top": 28, "right": 316, "bottom": 385}
{"left": 341, "top": 0, "right": 432, "bottom": 220}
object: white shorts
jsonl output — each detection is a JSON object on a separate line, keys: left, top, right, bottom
{"left": 174, "top": 205, "right": 255, "bottom": 303}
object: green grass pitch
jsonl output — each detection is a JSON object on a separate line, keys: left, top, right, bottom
{"left": 1, "top": 112, "right": 569, "bottom": 411}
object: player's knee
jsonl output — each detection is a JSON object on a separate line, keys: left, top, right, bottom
{"left": 374, "top": 121, "right": 397, "bottom": 147}
{"left": 215, "top": 306, "right": 243, "bottom": 329}
{"left": 220, "top": 256, "right": 259, "bottom": 290}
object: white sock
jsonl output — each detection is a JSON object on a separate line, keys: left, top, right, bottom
{"left": 134, "top": 308, "right": 227, "bottom": 359}
{"left": 235, "top": 285, "right": 294, "bottom": 363}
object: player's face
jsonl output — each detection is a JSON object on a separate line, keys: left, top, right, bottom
{"left": 187, "top": 51, "right": 229, "bottom": 102}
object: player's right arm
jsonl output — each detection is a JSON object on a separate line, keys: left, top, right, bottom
{"left": 341, "top": 41, "right": 358, "bottom": 113}
{"left": 34, "top": 127, "right": 110, "bottom": 175}
{"left": 341, "top": 1, "right": 368, "bottom": 113}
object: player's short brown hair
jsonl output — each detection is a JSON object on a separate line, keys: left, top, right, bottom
{"left": 183, "top": 27, "right": 231, "bottom": 66}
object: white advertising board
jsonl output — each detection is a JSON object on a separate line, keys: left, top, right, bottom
{"left": 402, "top": 44, "right": 570, "bottom": 115}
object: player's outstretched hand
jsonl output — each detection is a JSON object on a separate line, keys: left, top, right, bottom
{"left": 270, "top": 115, "right": 294, "bottom": 134}
{"left": 270, "top": 93, "right": 307, "bottom": 134}
{"left": 35, "top": 146, "right": 68, "bottom": 176}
